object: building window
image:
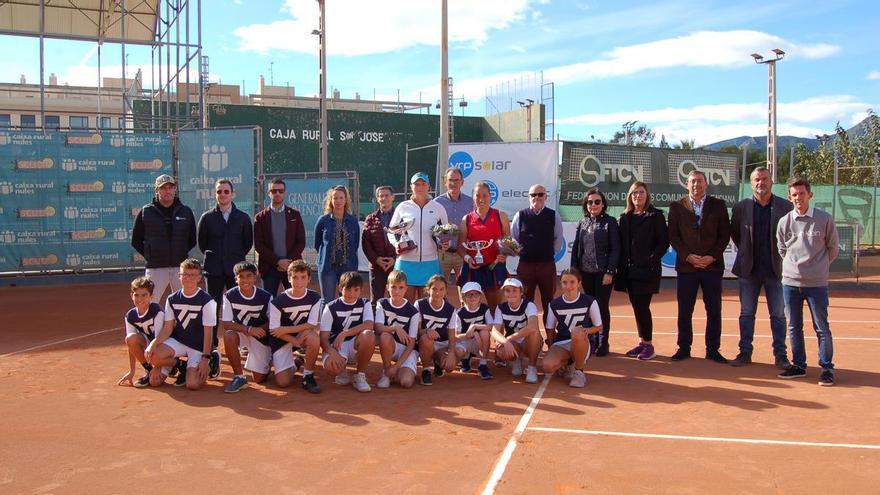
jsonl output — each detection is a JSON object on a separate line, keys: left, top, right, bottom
{"left": 99, "top": 117, "right": 112, "bottom": 129}
{"left": 0, "top": 114, "right": 10, "bottom": 128}
{"left": 20, "top": 115, "right": 36, "bottom": 128}
{"left": 44, "top": 115, "right": 60, "bottom": 130}
{"left": 118, "top": 117, "right": 125, "bottom": 129}
{"left": 69, "top": 116, "right": 89, "bottom": 129}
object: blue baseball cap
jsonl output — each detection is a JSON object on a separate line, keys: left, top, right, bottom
{"left": 410, "top": 172, "right": 430, "bottom": 184}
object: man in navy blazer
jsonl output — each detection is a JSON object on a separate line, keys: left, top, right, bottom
{"left": 729, "top": 167, "right": 793, "bottom": 369}
{"left": 253, "top": 178, "right": 306, "bottom": 295}
{"left": 668, "top": 170, "right": 730, "bottom": 363}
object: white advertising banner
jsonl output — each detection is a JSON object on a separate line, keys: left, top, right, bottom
{"left": 446, "top": 142, "right": 559, "bottom": 216}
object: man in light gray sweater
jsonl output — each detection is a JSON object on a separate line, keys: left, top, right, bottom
{"left": 776, "top": 177, "right": 838, "bottom": 386}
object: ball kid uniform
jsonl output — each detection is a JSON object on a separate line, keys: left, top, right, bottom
{"left": 375, "top": 298, "right": 421, "bottom": 372}
{"left": 493, "top": 299, "right": 539, "bottom": 344}
{"left": 220, "top": 286, "right": 273, "bottom": 373}
{"left": 320, "top": 297, "right": 373, "bottom": 365}
{"left": 416, "top": 297, "right": 463, "bottom": 354}
{"left": 163, "top": 288, "right": 217, "bottom": 368}
{"left": 266, "top": 288, "right": 322, "bottom": 373}
{"left": 125, "top": 302, "right": 164, "bottom": 342}
{"left": 546, "top": 293, "right": 602, "bottom": 364}
{"left": 456, "top": 302, "right": 494, "bottom": 355}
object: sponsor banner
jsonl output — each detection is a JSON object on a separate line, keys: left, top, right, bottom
{"left": 446, "top": 142, "right": 558, "bottom": 216}
{"left": 177, "top": 129, "right": 256, "bottom": 218}
{"left": 0, "top": 130, "right": 171, "bottom": 272}
{"left": 560, "top": 142, "right": 739, "bottom": 209}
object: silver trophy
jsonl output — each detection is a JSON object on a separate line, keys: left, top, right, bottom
{"left": 386, "top": 217, "right": 417, "bottom": 253}
{"left": 463, "top": 239, "right": 494, "bottom": 265}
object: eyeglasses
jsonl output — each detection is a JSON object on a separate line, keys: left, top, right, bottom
{"left": 586, "top": 199, "right": 603, "bottom": 206}
{"left": 529, "top": 192, "right": 546, "bottom": 198}
{"left": 269, "top": 189, "right": 285, "bottom": 194}
{"left": 630, "top": 190, "right": 646, "bottom": 196}
{"left": 215, "top": 190, "right": 231, "bottom": 195}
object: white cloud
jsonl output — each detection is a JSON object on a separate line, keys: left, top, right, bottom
{"left": 868, "top": 70, "right": 880, "bottom": 80}
{"left": 234, "top": 0, "right": 538, "bottom": 56}
{"left": 544, "top": 30, "right": 840, "bottom": 85}
{"left": 557, "top": 95, "right": 875, "bottom": 146}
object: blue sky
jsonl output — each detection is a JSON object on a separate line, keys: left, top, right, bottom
{"left": 2, "top": 0, "right": 878, "bottom": 145}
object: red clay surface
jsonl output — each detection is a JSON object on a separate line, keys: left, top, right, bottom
{"left": 1, "top": 282, "right": 878, "bottom": 494}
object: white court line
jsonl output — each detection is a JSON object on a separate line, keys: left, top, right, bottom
{"left": 615, "top": 315, "right": 879, "bottom": 324}
{"left": 528, "top": 427, "right": 880, "bottom": 451}
{"left": 0, "top": 327, "right": 121, "bottom": 358}
{"left": 481, "top": 375, "right": 551, "bottom": 495}
{"left": 613, "top": 330, "right": 880, "bottom": 341}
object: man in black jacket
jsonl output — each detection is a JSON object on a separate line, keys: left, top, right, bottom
{"left": 730, "top": 167, "right": 792, "bottom": 369}
{"left": 131, "top": 174, "right": 197, "bottom": 303}
{"left": 197, "top": 179, "right": 254, "bottom": 304}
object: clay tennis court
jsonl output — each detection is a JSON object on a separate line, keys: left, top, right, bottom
{"left": 2, "top": 281, "right": 878, "bottom": 494}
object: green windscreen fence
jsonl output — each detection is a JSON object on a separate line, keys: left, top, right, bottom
{"left": 0, "top": 130, "right": 172, "bottom": 273}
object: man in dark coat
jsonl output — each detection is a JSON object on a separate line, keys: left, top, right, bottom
{"left": 668, "top": 170, "right": 730, "bottom": 363}
{"left": 131, "top": 174, "right": 197, "bottom": 303}
{"left": 730, "top": 166, "right": 793, "bottom": 369}
{"left": 253, "top": 178, "right": 306, "bottom": 295}
{"left": 197, "top": 179, "right": 254, "bottom": 303}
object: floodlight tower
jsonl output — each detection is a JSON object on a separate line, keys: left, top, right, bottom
{"left": 751, "top": 48, "right": 785, "bottom": 182}
{"left": 313, "top": 0, "right": 328, "bottom": 173}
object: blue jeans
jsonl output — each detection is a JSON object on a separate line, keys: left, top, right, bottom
{"left": 783, "top": 285, "right": 834, "bottom": 370}
{"left": 319, "top": 267, "right": 346, "bottom": 303}
{"left": 738, "top": 275, "right": 787, "bottom": 357}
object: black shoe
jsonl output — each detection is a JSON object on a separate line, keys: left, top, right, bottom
{"left": 595, "top": 345, "right": 609, "bottom": 357}
{"left": 705, "top": 350, "right": 728, "bottom": 364}
{"left": 778, "top": 365, "right": 806, "bottom": 379}
{"left": 208, "top": 350, "right": 221, "bottom": 379}
{"left": 434, "top": 366, "right": 445, "bottom": 377}
{"left": 774, "top": 355, "right": 792, "bottom": 370}
{"left": 421, "top": 369, "right": 433, "bottom": 386}
{"left": 730, "top": 352, "right": 752, "bottom": 367}
{"left": 302, "top": 374, "right": 321, "bottom": 394}
{"left": 818, "top": 370, "right": 835, "bottom": 386}
{"left": 478, "top": 364, "right": 493, "bottom": 380}
{"left": 670, "top": 348, "right": 691, "bottom": 361}
{"left": 460, "top": 357, "right": 472, "bottom": 373}
{"left": 134, "top": 374, "right": 151, "bottom": 388}
{"left": 173, "top": 360, "right": 188, "bottom": 387}
{"left": 168, "top": 358, "right": 182, "bottom": 378}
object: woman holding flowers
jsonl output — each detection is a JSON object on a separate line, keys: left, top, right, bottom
{"left": 456, "top": 181, "right": 511, "bottom": 309}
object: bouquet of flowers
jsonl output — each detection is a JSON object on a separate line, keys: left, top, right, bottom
{"left": 498, "top": 235, "right": 522, "bottom": 256}
{"left": 431, "top": 223, "right": 460, "bottom": 248}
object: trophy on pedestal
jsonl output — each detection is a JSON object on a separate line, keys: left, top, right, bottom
{"left": 463, "top": 239, "right": 494, "bottom": 265}
{"left": 386, "top": 217, "right": 417, "bottom": 254}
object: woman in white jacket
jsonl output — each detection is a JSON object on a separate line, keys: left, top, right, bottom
{"left": 388, "top": 172, "right": 449, "bottom": 301}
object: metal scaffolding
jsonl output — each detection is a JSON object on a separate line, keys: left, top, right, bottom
{"left": 0, "top": 0, "right": 204, "bottom": 131}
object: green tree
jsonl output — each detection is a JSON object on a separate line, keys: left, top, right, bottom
{"left": 659, "top": 134, "right": 669, "bottom": 148}
{"left": 611, "top": 124, "right": 655, "bottom": 147}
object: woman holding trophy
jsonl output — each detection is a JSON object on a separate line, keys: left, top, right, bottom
{"left": 387, "top": 173, "right": 449, "bottom": 302}
{"left": 456, "top": 181, "right": 512, "bottom": 309}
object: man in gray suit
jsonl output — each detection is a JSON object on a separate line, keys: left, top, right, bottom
{"left": 730, "top": 166, "right": 793, "bottom": 368}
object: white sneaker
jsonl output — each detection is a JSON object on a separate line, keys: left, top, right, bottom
{"left": 511, "top": 359, "right": 523, "bottom": 377}
{"left": 569, "top": 369, "right": 586, "bottom": 388}
{"left": 376, "top": 374, "right": 391, "bottom": 389}
{"left": 334, "top": 370, "right": 351, "bottom": 385}
{"left": 353, "top": 372, "right": 371, "bottom": 392}
{"left": 525, "top": 366, "right": 539, "bottom": 384}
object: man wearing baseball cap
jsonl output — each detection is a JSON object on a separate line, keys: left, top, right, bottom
{"left": 131, "top": 174, "right": 197, "bottom": 302}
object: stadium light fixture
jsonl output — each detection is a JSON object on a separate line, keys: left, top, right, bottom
{"left": 752, "top": 48, "right": 785, "bottom": 182}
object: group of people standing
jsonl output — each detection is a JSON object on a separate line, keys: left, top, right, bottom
{"left": 130, "top": 164, "right": 839, "bottom": 391}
